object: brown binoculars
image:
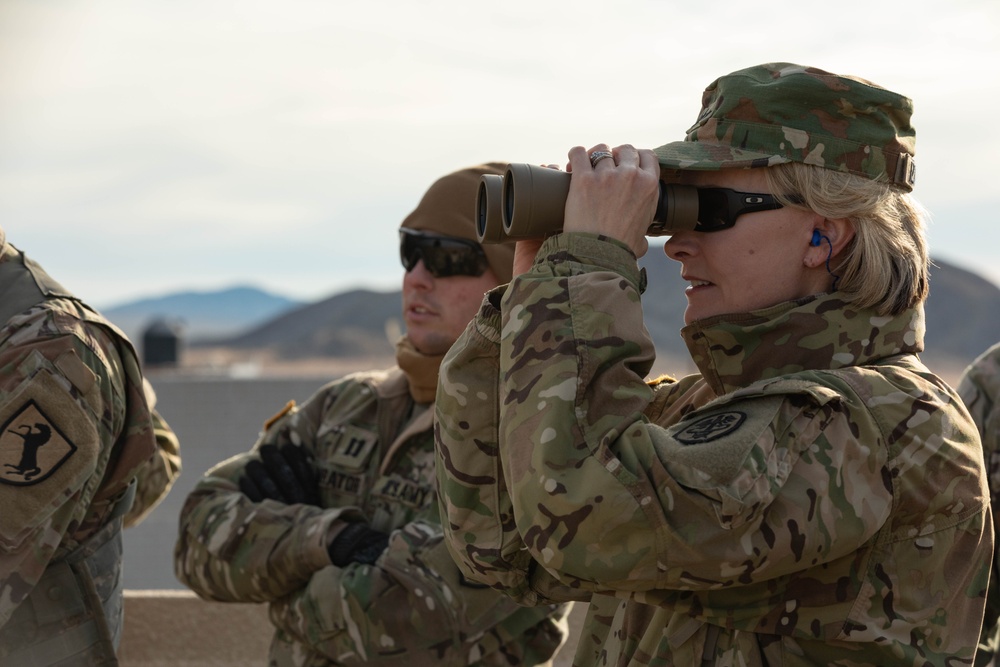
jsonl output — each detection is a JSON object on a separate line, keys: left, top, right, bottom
{"left": 476, "top": 163, "right": 702, "bottom": 244}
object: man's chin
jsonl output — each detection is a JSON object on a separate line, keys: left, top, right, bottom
{"left": 407, "top": 332, "right": 455, "bottom": 357}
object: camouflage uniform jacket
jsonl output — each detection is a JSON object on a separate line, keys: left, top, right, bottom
{"left": 0, "top": 230, "right": 156, "bottom": 664}
{"left": 436, "top": 233, "right": 992, "bottom": 666}
{"left": 123, "top": 380, "right": 182, "bottom": 528}
{"left": 175, "top": 366, "right": 567, "bottom": 667}
{"left": 958, "top": 342, "right": 1000, "bottom": 666}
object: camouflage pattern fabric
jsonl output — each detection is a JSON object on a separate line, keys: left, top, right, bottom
{"left": 175, "top": 366, "right": 568, "bottom": 666}
{"left": 436, "top": 232, "right": 991, "bottom": 666}
{"left": 958, "top": 342, "right": 1000, "bottom": 667}
{"left": 124, "top": 379, "right": 182, "bottom": 527}
{"left": 0, "top": 230, "right": 156, "bottom": 662}
{"left": 653, "top": 62, "right": 917, "bottom": 191}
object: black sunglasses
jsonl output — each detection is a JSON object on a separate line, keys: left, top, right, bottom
{"left": 690, "top": 187, "right": 789, "bottom": 232}
{"left": 399, "top": 228, "right": 489, "bottom": 278}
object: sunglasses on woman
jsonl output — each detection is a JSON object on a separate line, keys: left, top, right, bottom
{"left": 399, "top": 228, "right": 489, "bottom": 278}
{"left": 647, "top": 184, "right": 794, "bottom": 236}
{"left": 687, "top": 187, "right": 790, "bottom": 232}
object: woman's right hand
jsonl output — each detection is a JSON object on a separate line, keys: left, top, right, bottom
{"left": 563, "top": 143, "right": 660, "bottom": 258}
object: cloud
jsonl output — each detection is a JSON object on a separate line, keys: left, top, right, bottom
{"left": 1, "top": 0, "right": 998, "bottom": 306}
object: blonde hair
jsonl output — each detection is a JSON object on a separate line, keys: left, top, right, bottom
{"left": 764, "top": 163, "right": 929, "bottom": 316}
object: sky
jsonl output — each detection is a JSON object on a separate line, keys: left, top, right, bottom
{"left": 0, "top": 0, "right": 997, "bottom": 309}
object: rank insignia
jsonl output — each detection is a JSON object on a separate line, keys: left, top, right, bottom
{"left": 329, "top": 426, "right": 378, "bottom": 470}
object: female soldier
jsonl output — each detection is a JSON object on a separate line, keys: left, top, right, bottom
{"left": 435, "top": 63, "right": 992, "bottom": 665}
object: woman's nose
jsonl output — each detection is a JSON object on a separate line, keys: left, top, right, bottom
{"left": 663, "top": 233, "right": 696, "bottom": 261}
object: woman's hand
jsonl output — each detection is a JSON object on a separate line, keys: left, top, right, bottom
{"left": 563, "top": 143, "right": 660, "bottom": 258}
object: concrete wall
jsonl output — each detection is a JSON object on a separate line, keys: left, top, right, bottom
{"left": 118, "top": 591, "right": 586, "bottom": 667}
{"left": 119, "top": 591, "right": 273, "bottom": 666}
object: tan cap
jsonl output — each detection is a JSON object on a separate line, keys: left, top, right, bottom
{"left": 400, "top": 163, "right": 515, "bottom": 284}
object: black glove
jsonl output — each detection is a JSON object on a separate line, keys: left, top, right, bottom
{"left": 239, "top": 443, "right": 320, "bottom": 505}
{"left": 328, "top": 522, "right": 390, "bottom": 567}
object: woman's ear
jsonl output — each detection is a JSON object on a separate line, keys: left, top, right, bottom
{"left": 804, "top": 217, "right": 855, "bottom": 268}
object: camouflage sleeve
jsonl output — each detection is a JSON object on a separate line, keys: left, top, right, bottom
{"left": 436, "top": 289, "right": 587, "bottom": 605}
{"left": 268, "top": 520, "right": 565, "bottom": 664}
{"left": 957, "top": 343, "right": 1000, "bottom": 551}
{"left": 174, "top": 391, "right": 363, "bottom": 603}
{"left": 957, "top": 342, "right": 1000, "bottom": 659}
{"left": 124, "top": 379, "right": 182, "bottom": 527}
{"left": 496, "top": 234, "right": 892, "bottom": 600}
{"left": 958, "top": 342, "right": 1000, "bottom": 455}
{"left": 0, "top": 306, "right": 153, "bottom": 627}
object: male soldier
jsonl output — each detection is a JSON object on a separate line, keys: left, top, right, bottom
{"left": 174, "top": 164, "right": 568, "bottom": 666}
{"left": 958, "top": 342, "right": 1000, "bottom": 667}
{"left": 0, "top": 226, "right": 158, "bottom": 665}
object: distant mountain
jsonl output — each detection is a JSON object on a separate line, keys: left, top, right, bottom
{"left": 213, "top": 289, "right": 403, "bottom": 358}
{"left": 637, "top": 253, "right": 1000, "bottom": 380}
{"left": 102, "top": 286, "right": 303, "bottom": 342}
{"left": 921, "top": 260, "right": 1000, "bottom": 373}
{"left": 199, "top": 256, "right": 1000, "bottom": 382}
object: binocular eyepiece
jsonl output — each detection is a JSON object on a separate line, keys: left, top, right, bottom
{"left": 476, "top": 163, "right": 701, "bottom": 244}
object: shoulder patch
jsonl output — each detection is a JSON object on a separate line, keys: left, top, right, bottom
{"left": 264, "top": 400, "right": 297, "bottom": 431}
{"left": 646, "top": 373, "right": 677, "bottom": 388}
{"left": 0, "top": 399, "right": 77, "bottom": 486}
{"left": 0, "top": 365, "right": 101, "bottom": 544}
{"left": 675, "top": 411, "right": 747, "bottom": 445}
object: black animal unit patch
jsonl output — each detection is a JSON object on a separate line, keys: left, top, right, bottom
{"left": 0, "top": 400, "right": 77, "bottom": 486}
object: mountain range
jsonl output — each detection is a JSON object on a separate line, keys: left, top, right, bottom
{"left": 104, "top": 256, "right": 1000, "bottom": 382}
{"left": 103, "top": 286, "right": 303, "bottom": 342}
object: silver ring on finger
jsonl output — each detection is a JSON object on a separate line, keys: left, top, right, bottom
{"left": 589, "top": 150, "right": 614, "bottom": 168}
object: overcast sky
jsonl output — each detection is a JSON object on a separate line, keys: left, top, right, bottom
{"left": 0, "top": 0, "right": 997, "bottom": 308}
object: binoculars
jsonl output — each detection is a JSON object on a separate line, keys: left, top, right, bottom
{"left": 476, "top": 163, "right": 701, "bottom": 244}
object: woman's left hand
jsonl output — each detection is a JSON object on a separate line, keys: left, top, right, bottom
{"left": 562, "top": 143, "right": 660, "bottom": 258}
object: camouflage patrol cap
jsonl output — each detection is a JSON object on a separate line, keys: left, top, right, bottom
{"left": 653, "top": 63, "right": 917, "bottom": 191}
{"left": 400, "top": 163, "right": 515, "bottom": 284}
